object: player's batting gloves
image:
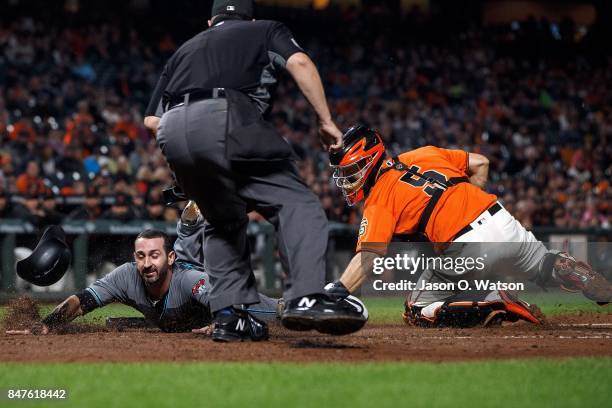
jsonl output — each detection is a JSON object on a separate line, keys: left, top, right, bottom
{"left": 539, "top": 252, "right": 612, "bottom": 304}
{"left": 181, "top": 200, "right": 202, "bottom": 226}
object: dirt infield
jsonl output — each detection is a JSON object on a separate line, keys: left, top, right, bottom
{"left": 1, "top": 313, "right": 611, "bottom": 363}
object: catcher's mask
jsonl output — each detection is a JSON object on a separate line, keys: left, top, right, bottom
{"left": 329, "top": 125, "right": 385, "bottom": 206}
{"left": 17, "top": 225, "right": 71, "bottom": 286}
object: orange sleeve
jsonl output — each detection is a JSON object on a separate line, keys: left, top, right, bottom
{"left": 440, "top": 148, "right": 469, "bottom": 175}
{"left": 355, "top": 204, "right": 397, "bottom": 255}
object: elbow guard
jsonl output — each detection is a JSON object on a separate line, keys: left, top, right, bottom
{"left": 76, "top": 289, "right": 100, "bottom": 314}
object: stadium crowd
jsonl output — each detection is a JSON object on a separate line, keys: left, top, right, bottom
{"left": 0, "top": 4, "right": 609, "bottom": 231}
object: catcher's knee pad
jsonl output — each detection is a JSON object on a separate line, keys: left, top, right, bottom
{"left": 403, "top": 291, "right": 544, "bottom": 328}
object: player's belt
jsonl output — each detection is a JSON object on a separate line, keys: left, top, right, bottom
{"left": 451, "top": 202, "right": 503, "bottom": 241}
{"left": 163, "top": 88, "right": 226, "bottom": 112}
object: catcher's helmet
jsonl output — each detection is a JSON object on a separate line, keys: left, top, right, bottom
{"left": 329, "top": 125, "right": 386, "bottom": 205}
{"left": 17, "top": 225, "right": 71, "bottom": 286}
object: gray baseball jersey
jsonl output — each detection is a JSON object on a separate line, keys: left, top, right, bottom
{"left": 84, "top": 217, "right": 279, "bottom": 332}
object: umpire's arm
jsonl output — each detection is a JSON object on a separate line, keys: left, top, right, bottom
{"left": 285, "top": 52, "right": 333, "bottom": 125}
{"left": 144, "top": 63, "right": 171, "bottom": 135}
{"left": 286, "top": 52, "right": 342, "bottom": 150}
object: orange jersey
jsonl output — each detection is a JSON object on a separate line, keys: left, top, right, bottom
{"left": 356, "top": 146, "right": 497, "bottom": 253}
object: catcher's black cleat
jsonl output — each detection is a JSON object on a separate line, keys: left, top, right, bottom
{"left": 212, "top": 309, "right": 269, "bottom": 342}
{"left": 281, "top": 294, "right": 368, "bottom": 336}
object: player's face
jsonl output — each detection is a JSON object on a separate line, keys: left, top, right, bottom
{"left": 134, "top": 238, "right": 174, "bottom": 284}
{"left": 333, "top": 157, "right": 372, "bottom": 192}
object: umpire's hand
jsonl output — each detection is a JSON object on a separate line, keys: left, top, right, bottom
{"left": 319, "top": 120, "right": 343, "bottom": 151}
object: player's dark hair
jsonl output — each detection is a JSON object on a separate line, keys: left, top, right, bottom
{"left": 135, "top": 229, "right": 173, "bottom": 255}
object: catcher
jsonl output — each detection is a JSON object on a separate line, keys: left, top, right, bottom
{"left": 324, "top": 125, "right": 611, "bottom": 327}
{"left": 6, "top": 202, "right": 279, "bottom": 338}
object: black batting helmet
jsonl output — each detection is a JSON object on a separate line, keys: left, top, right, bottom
{"left": 17, "top": 225, "right": 71, "bottom": 286}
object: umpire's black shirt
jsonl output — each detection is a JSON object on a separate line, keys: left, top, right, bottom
{"left": 146, "top": 16, "right": 304, "bottom": 117}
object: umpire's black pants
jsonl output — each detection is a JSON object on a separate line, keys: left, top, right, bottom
{"left": 157, "top": 98, "right": 328, "bottom": 312}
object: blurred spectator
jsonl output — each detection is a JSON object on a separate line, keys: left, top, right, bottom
{"left": 15, "top": 161, "right": 44, "bottom": 194}
{"left": 101, "top": 192, "right": 138, "bottom": 222}
{"left": 38, "top": 189, "right": 63, "bottom": 227}
{"left": 163, "top": 207, "right": 179, "bottom": 223}
{"left": 145, "top": 192, "right": 165, "bottom": 221}
{"left": 67, "top": 185, "right": 102, "bottom": 220}
{"left": 56, "top": 146, "right": 84, "bottom": 176}
{"left": 0, "top": 7, "right": 608, "bottom": 230}
{"left": 0, "top": 191, "right": 18, "bottom": 218}
{"left": 14, "top": 191, "right": 44, "bottom": 226}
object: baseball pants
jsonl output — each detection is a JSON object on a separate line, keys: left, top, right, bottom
{"left": 408, "top": 203, "right": 549, "bottom": 307}
{"left": 156, "top": 98, "right": 328, "bottom": 312}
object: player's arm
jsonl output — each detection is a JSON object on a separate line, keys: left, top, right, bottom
{"left": 174, "top": 201, "right": 204, "bottom": 267}
{"left": 5, "top": 292, "right": 94, "bottom": 335}
{"left": 181, "top": 270, "right": 213, "bottom": 335}
{"left": 42, "top": 295, "right": 85, "bottom": 330}
{"left": 339, "top": 251, "right": 379, "bottom": 293}
{"left": 12, "top": 264, "right": 132, "bottom": 335}
{"left": 467, "top": 152, "right": 489, "bottom": 189}
{"left": 336, "top": 204, "right": 395, "bottom": 293}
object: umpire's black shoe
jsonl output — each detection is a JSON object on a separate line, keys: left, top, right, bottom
{"left": 212, "top": 309, "right": 269, "bottom": 342}
{"left": 324, "top": 281, "right": 351, "bottom": 299}
{"left": 281, "top": 294, "right": 367, "bottom": 336}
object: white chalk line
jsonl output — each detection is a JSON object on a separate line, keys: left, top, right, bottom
{"left": 411, "top": 323, "right": 612, "bottom": 340}
{"left": 417, "top": 335, "right": 612, "bottom": 340}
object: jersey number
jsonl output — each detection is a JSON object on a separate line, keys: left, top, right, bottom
{"left": 399, "top": 165, "right": 447, "bottom": 196}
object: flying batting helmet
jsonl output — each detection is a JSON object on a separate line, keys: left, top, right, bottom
{"left": 329, "top": 125, "right": 386, "bottom": 206}
{"left": 17, "top": 225, "right": 71, "bottom": 286}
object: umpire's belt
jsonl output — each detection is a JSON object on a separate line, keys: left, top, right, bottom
{"left": 163, "top": 88, "right": 226, "bottom": 112}
{"left": 452, "top": 202, "right": 503, "bottom": 241}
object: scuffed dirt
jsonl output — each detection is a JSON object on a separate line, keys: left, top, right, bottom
{"left": 1, "top": 311, "right": 611, "bottom": 363}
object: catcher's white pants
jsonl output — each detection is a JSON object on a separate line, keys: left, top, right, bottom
{"left": 410, "top": 203, "right": 548, "bottom": 306}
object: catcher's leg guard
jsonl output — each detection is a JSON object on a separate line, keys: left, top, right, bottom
{"left": 536, "top": 252, "right": 612, "bottom": 304}
{"left": 403, "top": 290, "right": 544, "bottom": 328}
{"left": 497, "top": 290, "right": 545, "bottom": 324}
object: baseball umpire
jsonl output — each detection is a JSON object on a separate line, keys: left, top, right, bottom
{"left": 325, "top": 125, "right": 611, "bottom": 327}
{"left": 143, "top": 0, "right": 366, "bottom": 340}
{"left": 6, "top": 202, "right": 279, "bottom": 337}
